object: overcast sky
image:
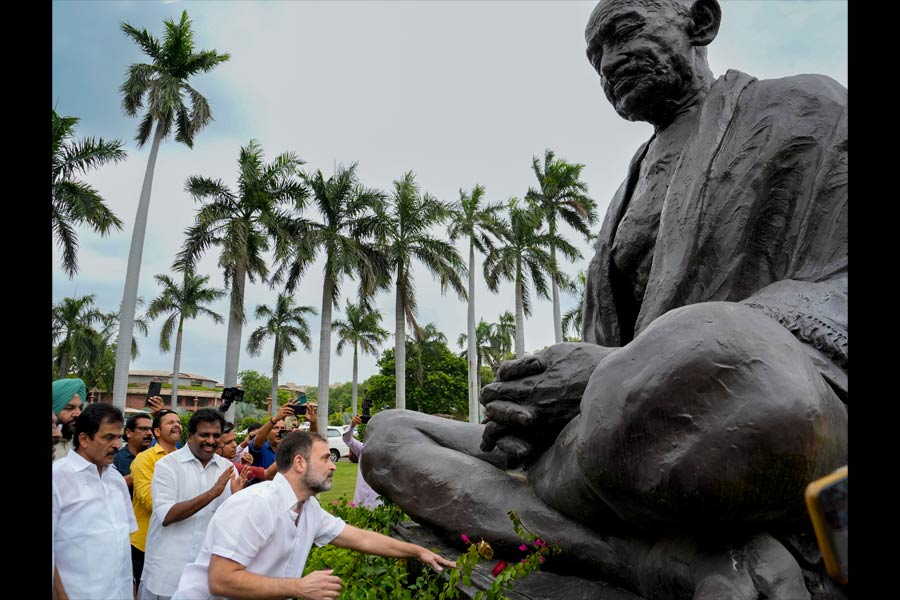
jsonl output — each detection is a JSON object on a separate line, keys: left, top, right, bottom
{"left": 52, "top": 0, "right": 848, "bottom": 388}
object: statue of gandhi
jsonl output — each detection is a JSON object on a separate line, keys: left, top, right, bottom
{"left": 364, "top": 1, "right": 847, "bottom": 597}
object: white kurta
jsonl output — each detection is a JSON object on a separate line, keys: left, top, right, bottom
{"left": 172, "top": 473, "right": 345, "bottom": 600}
{"left": 52, "top": 450, "right": 137, "bottom": 600}
{"left": 142, "top": 446, "right": 235, "bottom": 597}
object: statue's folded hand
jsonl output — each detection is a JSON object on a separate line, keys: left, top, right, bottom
{"left": 479, "top": 342, "right": 613, "bottom": 467}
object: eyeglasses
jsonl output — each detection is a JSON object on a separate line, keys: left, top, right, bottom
{"left": 133, "top": 426, "right": 152, "bottom": 432}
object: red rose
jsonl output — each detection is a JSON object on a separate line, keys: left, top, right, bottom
{"left": 491, "top": 560, "right": 508, "bottom": 577}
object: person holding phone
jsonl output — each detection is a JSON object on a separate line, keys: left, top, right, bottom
{"left": 342, "top": 414, "right": 381, "bottom": 509}
{"left": 249, "top": 404, "right": 295, "bottom": 469}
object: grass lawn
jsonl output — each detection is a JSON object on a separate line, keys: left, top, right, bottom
{"left": 316, "top": 460, "right": 358, "bottom": 505}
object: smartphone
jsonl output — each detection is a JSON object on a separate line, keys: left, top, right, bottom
{"left": 804, "top": 466, "right": 848, "bottom": 584}
{"left": 360, "top": 396, "right": 372, "bottom": 423}
{"left": 146, "top": 381, "right": 162, "bottom": 406}
{"left": 288, "top": 395, "right": 308, "bottom": 416}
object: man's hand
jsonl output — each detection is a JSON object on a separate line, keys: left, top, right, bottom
{"left": 416, "top": 547, "right": 457, "bottom": 572}
{"left": 295, "top": 569, "right": 342, "bottom": 600}
{"left": 480, "top": 342, "right": 613, "bottom": 467}
{"left": 350, "top": 414, "right": 362, "bottom": 429}
{"left": 230, "top": 464, "right": 249, "bottom": 493}
{"left": 240, "top": 452, "right": 254, "bottom": 465}
{"left": 146, "top": 395, "right": 164, "bottom": 416}
{"left": 306, "top": 403, "right": 318, "bottom": 431}
{"left": 274, "top": 404, "right": 294, "bottom": 422}
{"left": 210, "top": 466, "right": 235, "bottom": 497}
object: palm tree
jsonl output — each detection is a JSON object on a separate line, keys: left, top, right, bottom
{"left": 484, "top": 199, "right": 579, "bottom": 358}
{"left": 52, "top": 295, "right": 105, "bottom": 379}
{"left": 407, "top": 322, "right": 448, "bottom": 391}
{"left": 176, "top": 140, "right": 306, "bottom": 422}
{"left": 272, "top": 163, "right": 387, "bottom": 435}
{"left": 561, "top": 271, "right": 588, "bottom": 341}
{"left": 247, "top": 293, "right": 317, "bottom": 416}
{"left": 145, "top": 271, "right": 225, "bottom": 408}
{"left": 456, "top": 319, "right": 493, "bottom": 414}
{"left": 333, "top": 301, "right": 389, "bottom": 415}
{"left": 112, "top": 11, "right": 230, "bottom": 409}
{"left": 486, "top": 311, "right": 516, "bottom": 375}
{"left": 52, "top": 110, "right": 126, "bottom": 277}
{"left": 447, "top": 184, "right": 503, "bottom": 424}
{"left": 378, "top": 171, "right": 467, "bottom": 410}
{"left": 525, "top": 149, "right": 596, "bottom": 344}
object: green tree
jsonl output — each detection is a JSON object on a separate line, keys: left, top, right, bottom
{"left": 333, "top": 301, "right": 389, "bottom": 415}
{"left": 238, "top": 369, "right": 274, "bottom": 410}
{"left": 112, "top": 10, "right": 230, "bottom": 409}
{"left": 176, "top": 140, "right": 306, "bottom": 422}
{"left": 525, "top": 149, "right": 596, "bottom": 343}
{"left": 366, "top": 342, "right": 468, "bottom": 417}
{"left": 145, "top": 271, "right": 225, "bottom": 408}
{"left": 456, "top": 318, "right": 494, "bottom": 414}
{"left": 246, "top": 293, "right": 316, "bottom": 416}
{"left": 273, "top": 163, "right": 387, "bottom": 435}
{"left": 52, "top": 294, "right": 105, "bottom": 379}
{"left": 484, "top": 199, "right": 578, "bottom": 358}
{"left": 377, "top": 171, "right": 467, "bottom": 410}
{"left": 52, "top": 110, "right": 126, "bottom": 277}
{"left": 447, "top": 184, "right": 503, "bottom": 424}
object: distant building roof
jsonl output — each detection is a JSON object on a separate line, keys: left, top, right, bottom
{"left": 280, "top": 382, "right": 307, "bottom": 392}
{"left": 129, "top": 369, "right": 218, "bottom": 383}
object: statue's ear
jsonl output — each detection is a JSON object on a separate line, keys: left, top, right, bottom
{"left": 689, "top": 0, "right": 721, "bottom": 47}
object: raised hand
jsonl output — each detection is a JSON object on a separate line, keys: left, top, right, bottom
{"left": 230, "top": 464, "right": 249, "bottom": 493}
{"left": 210, "top": 465, "right": 235, "bottom": 497}
{"left": 480, "top": 342, "right": 614, "bottom": 467}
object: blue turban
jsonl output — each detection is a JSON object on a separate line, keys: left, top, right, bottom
{"left": 52, "top": 378, "right": 86, "bottom": 415}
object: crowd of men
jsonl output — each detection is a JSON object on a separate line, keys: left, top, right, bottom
{"left": 51, "top": 378, "right": 452, "bottom": 600}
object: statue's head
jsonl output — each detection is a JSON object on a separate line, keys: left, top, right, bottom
{"left": 585, "top": 0, "right": 721, "bottom": 126}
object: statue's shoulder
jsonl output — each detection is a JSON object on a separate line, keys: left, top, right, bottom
{"left": 724, "top": 69, "right": 847, "bottom": 112}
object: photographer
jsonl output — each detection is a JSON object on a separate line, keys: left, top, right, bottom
{"left": 249, "top": 404, "right": 294, "bottom": 469}
{"left": 342, "top": 413, "right": 381, "bottom": 509}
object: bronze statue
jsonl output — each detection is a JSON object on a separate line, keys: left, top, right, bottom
{"left": 364, "top": 1, "right": 847, "bottom": 597}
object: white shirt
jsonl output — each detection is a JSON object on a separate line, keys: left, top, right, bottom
{"left": 52, "top": 450, "right": 137, "bottom": 600}
{"left": 142, "top": 446, "right": 236, "bottom": 597}
{"left": 172, "top": 473, "right": 346, "bottom": 600}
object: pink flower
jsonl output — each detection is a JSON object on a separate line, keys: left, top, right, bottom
{"left": 350, "top": 502, "right": 357, "bottom": 508}
{"left": 520, "top": 558, "right": 527, "bottom": 563}
{"left": 533, "top": 538, "right": 546, "bottom": 548}
{"left": 518, "top": 544, "right": 528, "bottom": 551}
{"left": 332, "top": 500, "right": 339, "bottom": 506}
{"left": 491, "top": 560, "right": 509, "bottom": 577}
{"left": 539, "top": 556, "right": 546, "bottom": 564}
{"left": 461, "top": 534, "right": 470, "bottom": 544}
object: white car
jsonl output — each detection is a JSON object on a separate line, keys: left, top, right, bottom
{"left": 326, "top": 425, "right": 350, "bottom": 463}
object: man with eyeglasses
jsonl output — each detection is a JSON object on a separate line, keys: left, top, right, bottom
{"left": 114, "top": 412, "right": 155, "bottom": 495}
{"left": 216, "top": 422, "right": 277, "bottom": 484}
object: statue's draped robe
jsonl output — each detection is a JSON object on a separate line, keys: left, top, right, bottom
{"left": 583, "top": 70, "right": 847, "bottom": 398}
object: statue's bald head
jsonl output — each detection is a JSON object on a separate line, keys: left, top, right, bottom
{"left": 584, "top": 0, "right": 721, "bottom": 126}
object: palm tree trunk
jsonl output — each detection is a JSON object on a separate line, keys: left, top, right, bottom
{"left": 171, "top": 318, "right": 184, "bottom": 409}
{"left": 515, "top": 275, "right": 526, "bottom": 358}
{"left": 58, "top": 350, "right": 70, "bottom": 380}
{"left": 316, "top": 274, "right": 334, "bottom": 436}
{"left": 223, "top": 259, "right": 247, "bottom": 423}
{"left": 351, "top": 343, "right": 359, "bottom": 416}
{"left": 476, "top": 353, "right": 483, "bottom": 422}
{"left": 271, "top": 339, "right": 280, "bottom": 417}
{"left": 551, "top": 242, "right": 563, "bottom": 344}
{"left": 467, "top": 239, "right": 478, "bottom": 424}
{"left": 395, "top": 276, "right": 406, "bottom": 410}
{"left": 112, "top": 123, "right": 165, "bottom": 409}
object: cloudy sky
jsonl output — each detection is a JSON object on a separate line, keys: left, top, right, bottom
{"left": 52, "top": 0, "right": 848, "bottom": 388}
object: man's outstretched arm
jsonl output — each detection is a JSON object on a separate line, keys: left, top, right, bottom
{"left": 331, "top": 524, "right": 456, "bottom": 572}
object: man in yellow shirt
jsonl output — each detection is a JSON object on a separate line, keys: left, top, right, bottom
{"left": 130, "top": 409, "right": 182, "bottom": 593}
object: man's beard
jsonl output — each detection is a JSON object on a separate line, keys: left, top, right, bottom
{"left": 60, "top": 420, "right": 76, "bottom": 441}
{"left": 304, "top": 469, "right": 333, "bottom": 494}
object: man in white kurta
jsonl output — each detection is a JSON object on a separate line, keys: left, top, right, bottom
{"left": 53, "top": 403, "right": 136, "bottom": 600}
{"left": 172, "top": 432, "right": 455, "bottom": 600}
{"left": 140, "top": 409, "right": 245, "bottom": 600}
